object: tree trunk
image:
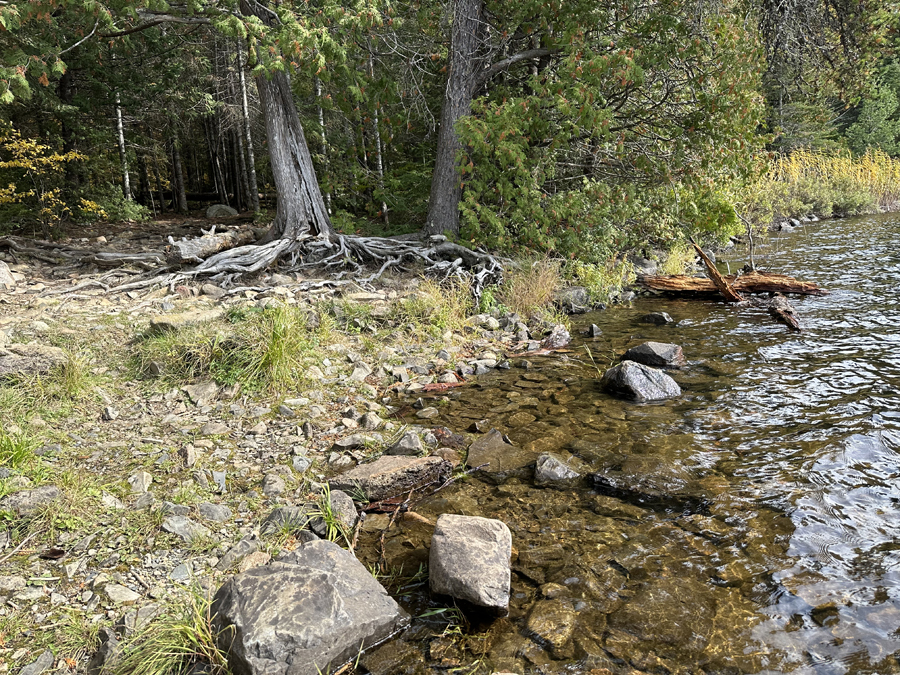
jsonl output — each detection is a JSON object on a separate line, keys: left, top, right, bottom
{"left": 115, "top": 92, "right": 132, "bottom": 200}
{"left": 137, "top": 153, "right": 152, "bottom": 208}
{"left": 153, "top": 150, "right": 166, "bottom": 213}
{"left": 57, "top": 70, "right": 80, "bottom": 189}
{"left": 253, "top": 68, "right": 333, "bottom": 242}
{"left": 315, "top": 77, "right": 332, "bottom": 215}
{"left": 238, "top": 41, "right": 261, "bottom": 214}
{"left": 239, "top": 0, "right": 332, "bottom": 243}
{"left": 368, "top": 49, "right": 389, "bottom": 226}
{"left": 171, "top": 135, "right": 188, "bottom": 214}
{"left": 424, "top": 0, "right": 484, "bottom": 237}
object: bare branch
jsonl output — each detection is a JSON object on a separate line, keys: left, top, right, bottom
{"left": 59, "top": 17, "right": 100, "bottom": 55}
{"left": 474, "top": 47, "right": 557, "bottom": 90}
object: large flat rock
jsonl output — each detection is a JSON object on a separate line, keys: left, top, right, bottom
{"left": 328, "top": 455, "right": 451, "bottom": 502}
{"left": 0, "top": 486, "right": 61, "bottom": 516}
{"left": 0, "top": 344, "right": 66, "bottom": 377}
{"left": 212, "top": 539, "right": 408, "bottom": 675}
{"left": 429, "top": 514, "right": 512, "bottom": 615}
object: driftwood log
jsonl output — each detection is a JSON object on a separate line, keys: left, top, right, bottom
{"left": 764, "top": 293, "right": 801, "bottom": 331}
{"left": 166, "top": 228, "right": 256, "bottom": 265}
{"left": 639, "top": 270, "right": 827, "bottom": 297}
{"left": 691, "top": 239, "right": 743, "bottom": 301}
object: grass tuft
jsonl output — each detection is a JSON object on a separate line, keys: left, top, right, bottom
{"left": 497, "top": 259, "right": 563, "bottom": 319}
{"left": 112, "top": 586, "right": 231, "bottom": 675}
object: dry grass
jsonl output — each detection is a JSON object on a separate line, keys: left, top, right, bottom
{"left": 497, "top": 259, "right": 563, "bottom": 318}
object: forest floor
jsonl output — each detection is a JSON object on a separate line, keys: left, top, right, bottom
{"left": 0, "top": 218, "right": 564, "bottom": 673}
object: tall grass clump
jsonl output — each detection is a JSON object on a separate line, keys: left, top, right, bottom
{"left": 496, "top": 259, "right": 563, "bottom": 319}
{"left": 392, "top": 278, "right": 474, "bottom": 336}
{"left": 113, "top": 587, "right": 230, "bottom": 675}
{"left": 756, "top": 148, "right": 900, "bottom": 220}
{"left": 135, "top": 305, "right": 323, "bottom": 392}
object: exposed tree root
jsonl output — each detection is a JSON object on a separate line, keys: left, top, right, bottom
{"left": 4, "top": 229, "right": 506, "bottom": 300}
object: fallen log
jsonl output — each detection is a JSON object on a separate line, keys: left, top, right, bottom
{"left": 639, "top": 270, "right": 827, "bottom": 296}
{"left": 165, "top": 227, "right": 256, "bottom": 265}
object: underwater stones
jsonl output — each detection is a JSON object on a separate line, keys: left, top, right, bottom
{"left": 329, "top": 455, "right": 451, "bottom": 502}
{"left": 467, "top": 429, "right": 536, "bottom": 483}
{"left": 620, "top": 341, "right": 686, "bottom": 369}
{"left": 600, "top": 361, "right": 681, "bottom": 402}
{"left": 429, "top": 514, "right": 512, "bottom": 614}
{"left": 525, "top": 598, "right": 578, "bottom": 658}
{"left": 607, "top": 577, "right": 714, "bottom": 654}
{"left": 213, "top": 539, "right": 409, "bottom": 675}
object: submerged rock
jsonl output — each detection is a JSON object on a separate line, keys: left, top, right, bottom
{"left": 466, "top": 429, "right": 536, "bottom": 483}
{"left": 213, "top": 539, "right": 409, "bottom": 675}
{"left": 542, "top": 324, "right": 570, "bottom": 349}
{"left": 639, "top": 311, "right": 673, "bottom": 325}
{"left": 534, "top": 453, "right": 582, "bottom": 486}
{"left": 621, "top": 341, "right": 686, "bottom": 369}
{"left": 429, "top": 514, "right": 512, "bottom": 615}
{"left": 600, "top": 361, "right": 681, "bottom": 401}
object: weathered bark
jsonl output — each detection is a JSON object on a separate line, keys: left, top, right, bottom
{"left": 115, "top": 92, "right": 132, "bottom": 200}
{"left": 238, "top": 41, "right": 260, "bottom": 214}
{"left": 57, "top": 70, "right": 80, "bottom": 189}
{"left": 639, "top": 270, "right": 827, "bottom": 296}
{"left": 424, "top": 0, "right": 484, "bottom": 237}
{"left": 240, "top": 2, "right": 332, "bottom": 243}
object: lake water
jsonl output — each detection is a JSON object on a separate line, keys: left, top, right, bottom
{"left": 358, "top": 213, "right": 900, "bottom": 674}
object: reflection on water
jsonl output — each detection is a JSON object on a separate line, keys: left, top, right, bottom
{"left": 359, "top": 214, "right": 900, "bottom": 674}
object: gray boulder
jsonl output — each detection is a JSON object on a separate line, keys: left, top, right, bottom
{"left": 0, "top": 485, "right": 60, "bottom": 516}
{"left": 217, "top": 535, "right": 261, "bottom": 571}
{"left": 0, "top": 344, "right": 66, "bottom": 377}
{"left": 0, "top": 261, "right": 15, "bottom": 290}
{"left": 328, "top": 455, "right": 451, "bottom": 502}
{"left": 206, "top": 203, "right": 238, "bottom": 218}
{"left": 386, "top": 430, "right": 423, "bottom": 456}
{"left": 161, "top": 515, "right": 212, "bottom": 543}
{"left": 553, "top": 286, "right": 590, "bottom": 314}
{"left": 20, "top": 650, "right": 54, "bottom": 675}
{"left": 621, "top": 341, "right": 686, "bottom": 369}
{"left": 261, "top": 505, "right": 315, "bottom": 536}
{"left": 600, "top": 361, "right": 681, "bottom": 402}
{"left": 542, "top": 324, "right": 570, "bottom": 349}
{"left": 212, "top": 539, "right": 409, "bottom": 675}
{"left": 429, "top": 514, "right": 512, "bottom": 615}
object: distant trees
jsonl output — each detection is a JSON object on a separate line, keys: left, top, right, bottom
{"left": 0, "top": 0, "right": 892, "bottom": 260}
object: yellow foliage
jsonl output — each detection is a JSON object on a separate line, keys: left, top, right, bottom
{"left": 770, "top": 148, "right": 900, "bottom": 211}
{"left": 0, "top": 123, "right": 84, "bottom": 235}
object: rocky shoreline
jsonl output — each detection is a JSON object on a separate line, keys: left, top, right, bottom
{"left": 0, "top": 240, "right": 616, "bottom": 675}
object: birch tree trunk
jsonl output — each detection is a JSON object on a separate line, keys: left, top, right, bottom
{"left": 315, "top": 77, "right": 332, "bottom": 215}
{"left": 238, "top": 41, "right": 261, "bottom": 214}
{"left": 368, "top": 48, "right": 389, "bottom": 226}
{"left": 115, "top": 91, "right": 132, "bottom": 200}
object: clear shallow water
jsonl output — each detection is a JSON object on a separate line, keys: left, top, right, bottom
{"left": 360, "top": 214, "right": 900, "bottom": 674}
